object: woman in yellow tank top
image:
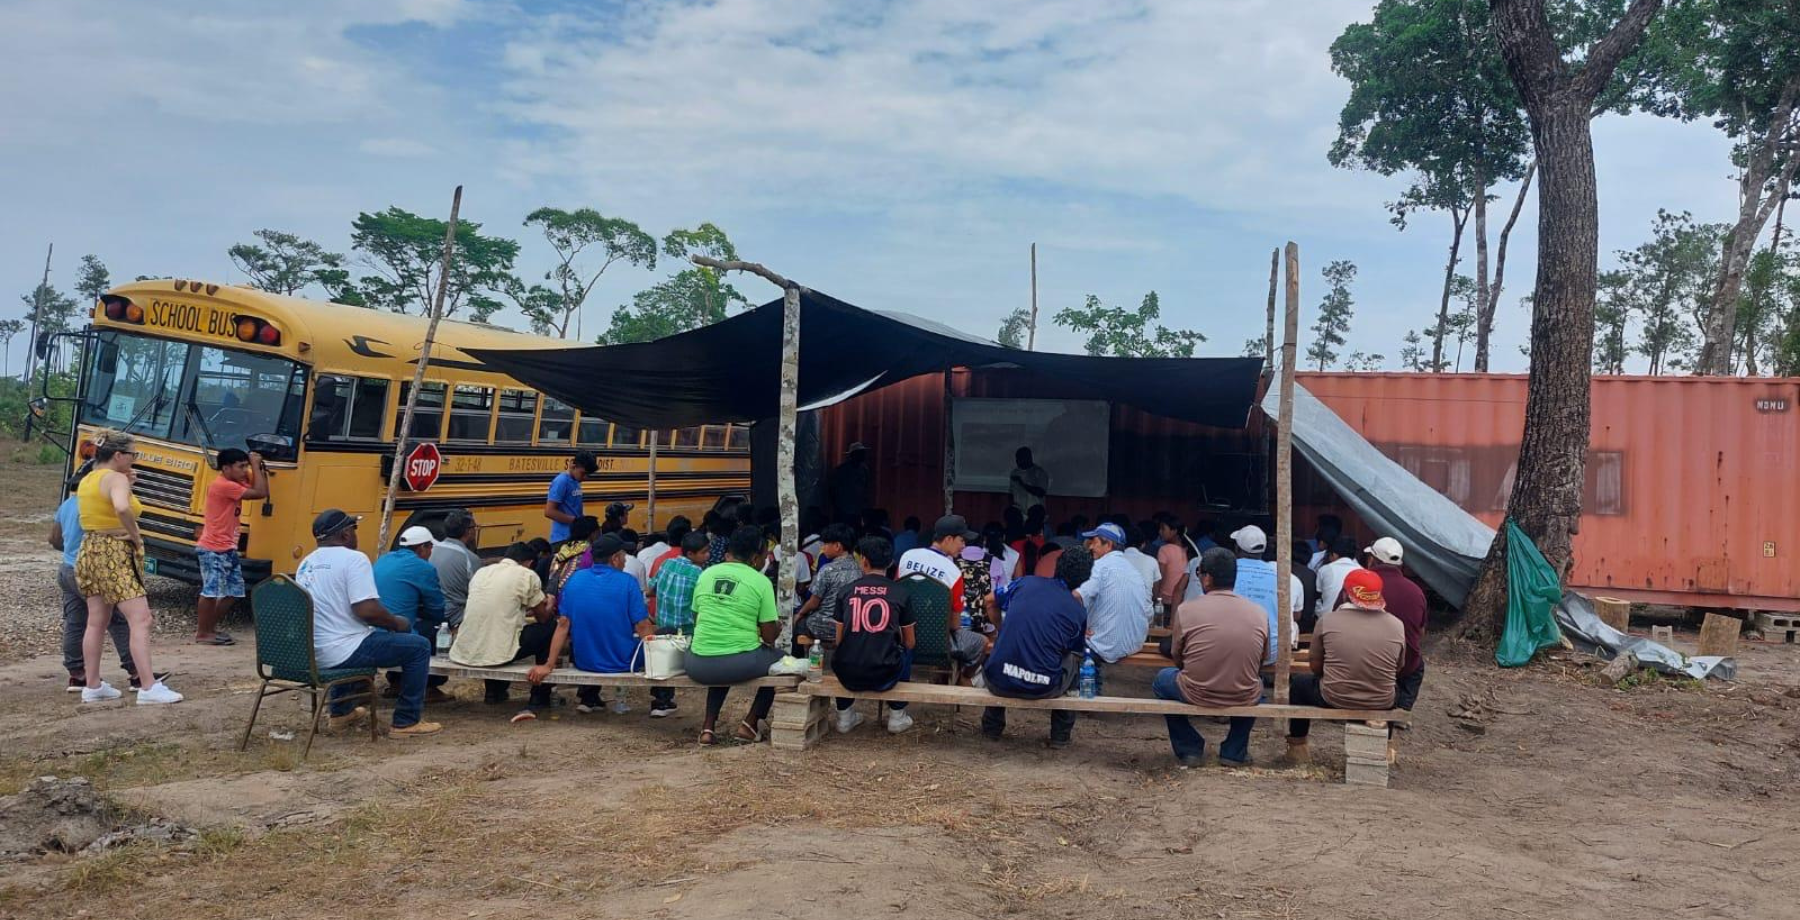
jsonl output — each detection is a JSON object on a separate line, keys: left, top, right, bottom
{"left": 73, "top": 430, "right": 182, "bottom": 704}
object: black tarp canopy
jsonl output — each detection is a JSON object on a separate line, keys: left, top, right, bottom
{"left": 466, "top": 289, "right": 1263, "bottom": 429}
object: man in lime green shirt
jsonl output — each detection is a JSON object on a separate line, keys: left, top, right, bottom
{"left": 685, "top": 525, "right": 808, "bottom": 743}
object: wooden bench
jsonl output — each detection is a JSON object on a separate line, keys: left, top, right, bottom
{"left": 772, "top": 678, "right": 1406, "bottom": 787}
{"left": 427, "top": 657, "right": 802, "bottom": 690}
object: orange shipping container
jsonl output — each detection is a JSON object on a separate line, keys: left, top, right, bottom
{"left": 1296, "top": 372, "right": 1800, "bottom": 612}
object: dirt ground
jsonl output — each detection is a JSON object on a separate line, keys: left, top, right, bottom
{"left": 1, "top": 446, "right": 1797, "bottom": 919}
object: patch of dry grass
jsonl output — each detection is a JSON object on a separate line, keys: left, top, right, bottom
{"left": 0, "top": 741, "right": 342, "bottom": 796}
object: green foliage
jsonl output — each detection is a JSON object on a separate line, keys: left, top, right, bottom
{"left": 1052, "top": 291, "right": 1205, "bottom": 358}
{"left": 1398, "top": 329, "right": 1427, "bottom": 371}
{"left": 519, "top": 207, "right": 658, "bottom": 338}
{"left": 0, "top": 319, "right": 23, "bottom": 379}
{"left": 1740, "top": 241, "right": 1800, "bottom": 375}
{"left": 22, "top": 282, "right": 78, "bottom": 335}
{"left": 1242, "top": 337, "right": 1268, "bottom": 358}
{"left": 1594, "top": 270, "right": 1632, "bottom": 374}
{"left": 1329, "top": 0, "right": 1530, "bottom": 228}
{"left": 228, "top": 230, "right": 348, "bottom": 298}
{"left": 1345, "top": 351, "right": 1386, "bottom": 371}
{"left": 1609, "top": 209, "right": 1725, "bottom": 375}
{"left": 0, "top": 371, "right": 75, "bottom": 441}
{"left": 350, "top": 208, "right": 522, "bottom": 322}
{"left": 1306, "top": 261, "right": 1357, "bottom": 371}
{"left": 601, "top": 269, "right": 747, "bottom": 345}
{"left": 602, "top": 223, "right": 748, "bottom": 344}
{"left": 996, "top": 308, "right": 1031, "bottom": 349}
{"left": 74, "top": 255, "right": 111, "bottom": 304}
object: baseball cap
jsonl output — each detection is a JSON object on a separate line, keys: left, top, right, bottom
{"left": 1366, "top": 536, "right": 1404, "bottom": 565}
{"left": 1080, "top": 522, "right": 1128, "bottom": 546}
{"left": 311, "top": 509, "right": 360, "bottom": 540}
{"left": 589, "top": 532, "right": 626, "bottom": 560}
{"left": 932, "top": 514, "right": 979, "bottom": 541}
{"left": 1230, "top": 525, "right": 1268, "bottom": 554}
{"left": 1343, "top": 569, "right": 1386, "bottom": 610}
{"left": 398, "top": 526, "right": 434, "bottom": 548}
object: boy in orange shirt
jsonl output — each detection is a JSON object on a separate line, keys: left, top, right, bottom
{"left": 195, "top": 448, "right": 268, "bottom": 645}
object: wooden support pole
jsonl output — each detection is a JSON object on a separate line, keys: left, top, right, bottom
{"left": 691, "top": 254, "right": 805, "bottom": 648}
{"left": 1273, "top": 241, "right": 1300, "bottom": 704}
{"left": 943, "top": 370, "right": 955, "bottom": 515}
{"left": 647, "top": 430, "right": 658, "bottom": 532}
{"left": 1027, "top": 243, "right": 1039, "bottom": 351}
{"left": 379, "top": 185, "right": 461, "bottom": 551}
{"left": 1264, "top": 247, "right": 1278, "bottom": 373}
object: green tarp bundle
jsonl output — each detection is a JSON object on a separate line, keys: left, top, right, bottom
{"left": 1496, "top": 520, "right": 1565, "bottom": 668}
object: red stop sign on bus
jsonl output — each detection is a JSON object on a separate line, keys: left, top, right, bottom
{"left": 403, "top": 442, "right": 442, "bottom": 492}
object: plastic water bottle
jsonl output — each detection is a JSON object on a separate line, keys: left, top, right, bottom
{"left": 960, "top": 609, "right": 973, "bottom": 631}
{"left": 435, "top": 624, "right": 452, "bottom": 655}
{"left": 1078, "top": 655, "right": 1098, "bottom": 700}
{"left": 806, "top": 642, "right": 824, "bottom": 683}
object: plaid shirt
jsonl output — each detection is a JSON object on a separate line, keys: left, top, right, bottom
{"left": 802, "top": 553, "right": 863, "bottom": 646}
{"left": 651, "top": 556, "right": 703, "bottom": 631}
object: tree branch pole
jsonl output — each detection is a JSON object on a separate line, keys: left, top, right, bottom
{"left": 1264, "top": 247, "right": 1278, "bottom": 372}
{"left": 1274, "top": 242, "right": 1300, "bottom": 704}
{"left": 22, "top": 243, "right": 51, "bottom": 437}
{"left": 647, "top": 431, "right": 658, "bottom": 532}
{"left": 379, "top": 185, "right": 462, "bottom": 551}
{"left": 1028, "top": 242, "right": 1039, "bottom": 351}
{"left": 691, "top": 255, "right": 804, "bottom": 646}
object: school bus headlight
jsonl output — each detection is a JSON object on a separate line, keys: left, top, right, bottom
{"left": 123, "top": 303, "right": 145, "bottom": 323}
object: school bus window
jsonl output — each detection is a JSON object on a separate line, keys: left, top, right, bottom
{"left": 613, "top": 424, "right": 643, "bottom": 448}
{"left": 395, "top": 381, "right": 447, "bottom": 440}
{"left": 702, "top": 425, "right": 727, "bottom": 450}
{"left": 179, "top": 346, "right": 306, "bottom": 448}
{"left": 727, "top": 424, "right": 750, "bottom": 450}
{"left": 310, "top": 375, "right": 390, "bottom": 441}
{"left": 496, "top": 390, "right": 538, "bottom": 443}
{"left": 577, "top": 415, "right": 612, "bottom": 447}
{"left": 448, "top": 385, "right": 494, "bottom": 442}
{"left": 674, "top": 426, "right": 702, "bottom": 448}
{"left": 539, "top": 397, "right": 576, "bottom": 445}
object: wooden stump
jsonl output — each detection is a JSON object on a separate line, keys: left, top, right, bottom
{"left": 1696, "top": 613, "right": 1741, "bottom": 658}
{"left": 1594, "top": 596, "right": 1631, "bottom": 633}
{"left": 1344, "top": 721, "right": 1390, "bottom": 788}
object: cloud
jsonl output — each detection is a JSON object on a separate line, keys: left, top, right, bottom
{"left": 360, "top": 137, "right": 439, "bottom": 158}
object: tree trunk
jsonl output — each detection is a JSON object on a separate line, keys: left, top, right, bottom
{"left": 1432, "top": 206, "right": 1472, "bottom": 372}
{"left": 1696, "top": 76, "right": 1800, "bottom": 376}
{"left": 774, "top": 284, "right": 801, "bottom": 649}
{"left": 1472, "top": 163, "right": 1493, "bottom": 371}
{"left": 1462, "top": 0, "right": 1662, "bottom": 642}
{"left": 1478, "top": 164, "right": 1537, "bottom": 371}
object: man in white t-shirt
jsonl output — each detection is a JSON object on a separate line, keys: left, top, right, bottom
{"left": 896, "top": 515, "right": 989, "bottom": 669}
{"left": 295, "top": 509, "right": 442, "bottom": 737}
{"left": 1313, "top": 535, "right": 1365, "bottom": 624}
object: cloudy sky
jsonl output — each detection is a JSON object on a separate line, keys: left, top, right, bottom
{"left": 0, "top": 0, "right": 1738, "bottom": 372}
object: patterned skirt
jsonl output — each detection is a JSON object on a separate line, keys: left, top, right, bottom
{"left": 75, "top": 533, "right": 147, "bottom": 606}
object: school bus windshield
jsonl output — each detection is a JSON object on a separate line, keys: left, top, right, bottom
{"left": 81, "top": 329, "right": 306, "bottom": 452}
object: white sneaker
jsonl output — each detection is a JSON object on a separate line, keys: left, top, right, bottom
{"left": 136, "top": 682, "right": 183, "bottom": 705}
{"left": 576, "top": 703, "right": 600, "bottom": 714}
{"left": 767, "top": 656, "right": 809, "bottom": 677}
{"left": 81, "top": 682, "right": 122, "bottom": 703}
{"left": 835, "top": 708, "right": 865, "bottom": 734}
{"left": 886, "top": 709, "right": 915, "bottom": 734}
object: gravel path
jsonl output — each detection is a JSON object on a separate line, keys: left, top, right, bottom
{"left": 0, "top": 532, "right": 221, "bottom": 667}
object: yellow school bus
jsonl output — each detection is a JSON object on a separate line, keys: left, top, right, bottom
{"left": 61, "top": 279, "right": 751, "bottom": 584}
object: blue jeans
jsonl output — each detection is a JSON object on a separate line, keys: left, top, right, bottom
{"left": 397, "top": 615, "right": 450, "bottom": 688}
{"left": 1152, "top": 667, "right": 1257, "bottom": 764}
{"left": 332, "top": 629, "right": 432, "bottom": 728}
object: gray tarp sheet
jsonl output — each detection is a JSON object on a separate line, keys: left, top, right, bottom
{"left": 1263, "top": 382, "right": 1735, "bottom": 680}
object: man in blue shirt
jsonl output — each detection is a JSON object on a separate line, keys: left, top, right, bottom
{"left": 544, "top": 451, "right": 598, "bottom": 543}
{"left": 540, "top": 533, "right": 653, "bottom": 714}
{"left": 375, "top": 526, "right": 450, "bottom": 701}
{"left": 981, "top": 545, "right": 1093, "bottom": 748}
{"left": 1073, "top": 522, "right": 1152, "bottom": 690}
